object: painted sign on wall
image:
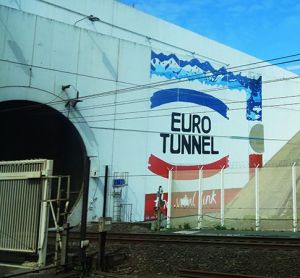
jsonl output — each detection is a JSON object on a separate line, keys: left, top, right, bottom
{"left": 148, "top": 50, "right": 262, "bottom": 180}
{"left": 150, "top": 51, "right": 262, "bottom": 121}
{"left": 144, "top": 188, "right": 240, "bottom": 221}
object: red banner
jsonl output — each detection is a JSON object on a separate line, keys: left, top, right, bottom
{"left": 148, "top": 154, "right": 229, "bottom": 180}
{"left": 144, "top": 188, "right": 240, "bottom": 220}
{"left": 144, "top": 193, "right": 168, "bottom": 221}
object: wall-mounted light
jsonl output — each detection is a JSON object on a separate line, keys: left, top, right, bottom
{"left": 74, "top": 15, "right": 100, "bottom": 25}
{"left": 62, "top": 84, "right": 82, "bottom": 108}
{"left": 87, "top": 15, "right": 100, "bottom": 22}
{"left": 62, "top": 84, "right": 71, "bottom": 91}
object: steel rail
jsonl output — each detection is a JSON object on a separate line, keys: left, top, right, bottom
{"left": 49, "top": 231, "right": 300, "bottom": 249}
{"left": 178, "top": 268, "right": 267, "bottom": 278}
{"left": 107, "top": 233, "right": 300, "bottom": 249}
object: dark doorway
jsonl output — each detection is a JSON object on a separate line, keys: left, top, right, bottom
{"left": 0, "top": 100, "right": 86, "bottom": 210}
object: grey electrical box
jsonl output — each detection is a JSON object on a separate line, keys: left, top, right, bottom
{"left": 98, "top": 217, "right": 112, "bottom": 232}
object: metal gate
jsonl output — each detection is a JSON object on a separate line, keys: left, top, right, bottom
{"left": 0, "top": 159, "right": 53, "bottom": 267}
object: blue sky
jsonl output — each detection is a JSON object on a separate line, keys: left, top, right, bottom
{"left": 118, "top": 0, "right": 300, "bottom": 73}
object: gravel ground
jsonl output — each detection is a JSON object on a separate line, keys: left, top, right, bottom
{"left": 104, "top": 241, "right": 300, "bottom": 278}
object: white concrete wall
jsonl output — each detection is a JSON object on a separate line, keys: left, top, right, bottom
{"left": 0, "top": 1, "right": 299, "bottom": 223}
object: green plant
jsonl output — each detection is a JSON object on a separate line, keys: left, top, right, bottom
{"left": 183, "top": 223, "right": 191, "bottom": 229}
{"left": 214, "top": 224, "right": 227, "bottom": 230}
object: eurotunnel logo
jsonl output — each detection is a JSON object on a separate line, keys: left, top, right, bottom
{"left": 148, "top": 88, "right": 229, "bottom": 180}
{"left": 148, "top": 50, "right": 262, "bottom": 180}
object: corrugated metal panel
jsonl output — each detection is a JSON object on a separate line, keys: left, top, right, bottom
{"left": 0, "top": 159, "right": 52, "bottom": 254}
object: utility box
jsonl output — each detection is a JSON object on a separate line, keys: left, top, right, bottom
{"left": 98, "top": 217, "right": 112, "bottom": 232}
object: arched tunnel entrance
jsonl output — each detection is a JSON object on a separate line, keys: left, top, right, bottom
{"left": 0, "top": 100, "right": 86, "bottom": 212}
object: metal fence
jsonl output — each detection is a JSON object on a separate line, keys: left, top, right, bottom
{"left": 0, "top": 159, "right": 53, "bottom": 267}
{"left": 165, "top": 164, "right": 300, "bottom": 231}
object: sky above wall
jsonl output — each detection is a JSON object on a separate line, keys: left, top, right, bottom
{"left": 118, "top": 0, "right": 300, "bottom": 74}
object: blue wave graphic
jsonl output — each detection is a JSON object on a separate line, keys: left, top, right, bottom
{"left": 150, "top": 88, "right": 229, "bottom": 119}
{"left": 151, "top": 51, "right": 262, "bottom": 121}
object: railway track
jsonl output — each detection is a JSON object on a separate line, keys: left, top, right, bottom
{"left": 108, "top": 232, "right": 300, "bottom": 249}
{"left": 177, "top": 268, "right": 267, "bottom": 278}
{"left": 46, "top": 231, "right": 300, "bottom": 277}
{"left": 53, "top": 231, "right": 300, "bottom": 249}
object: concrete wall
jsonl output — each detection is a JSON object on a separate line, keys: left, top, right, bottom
{"left": 0, "top": 0, "right": 299, "bottom": 224}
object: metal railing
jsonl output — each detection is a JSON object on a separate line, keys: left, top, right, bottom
{"left": 166, "top": 164, "right": 300, "bottom": 231}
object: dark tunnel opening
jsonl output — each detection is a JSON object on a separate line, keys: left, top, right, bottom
{"left": 0, "top": 100, "right": 86, "bottom": 212}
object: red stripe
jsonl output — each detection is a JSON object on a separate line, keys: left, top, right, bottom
{"left": 148, "top": 154, "right": 229, "bottom": 180}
